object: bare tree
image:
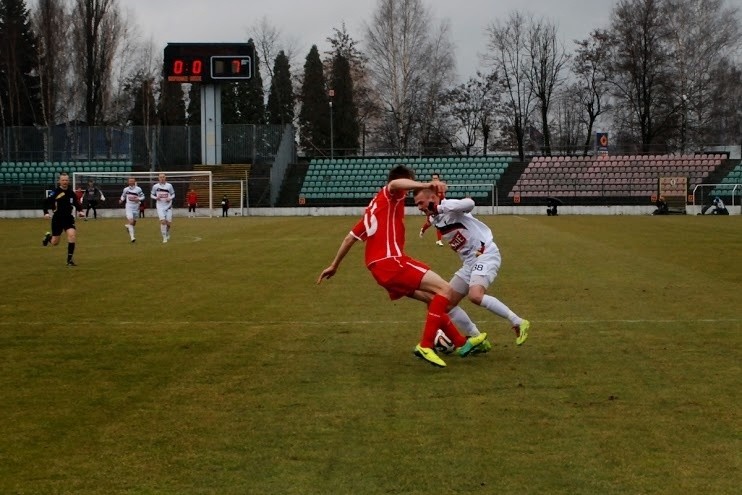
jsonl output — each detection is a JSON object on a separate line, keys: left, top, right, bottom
{"left": 525, "top": 17, "right": 569, "bottom": 155}
{"left": 70, "top": 0, "right": 123, "bottom": 125}
{"left": 485, "top": 11, "right": 536, "bottom": 161}
{"left": 572, "top": 30, "right": 613, "bottom": 155}
{"left": 446, "top": 71, "right": 501, "bottom": 155}
{"left": 665, "top": 0, "right": 741, "bottom": 152}
{"left": 33, "top": 0, "right": 70, "bottom": 126}
{"left": 107, "top": 13, "right": 156, "bottom": 126}
{"left": 551, "top": 86, "right": 587, "bottom": 155}
{"left": 607, "top": 0, "right": 675, "bottom": 153}
{"left": 249, "top": 17, "right": 299, "bottom": 95}
{"left": 364, "top": 0, "right": 455, "bottom": 154}
{"left": 707, "top": 59, "right": 742, "bottom": 147}
{"left": 418, "top": 18, "right": 456, "bottom": 154}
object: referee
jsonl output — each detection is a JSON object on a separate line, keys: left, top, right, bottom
{"left": 43, "top": 172, "right": 85, "bottom": 266}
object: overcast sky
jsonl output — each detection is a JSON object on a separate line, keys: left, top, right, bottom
{"left": 126, "top": 0, "right": 619, "bottom": 80}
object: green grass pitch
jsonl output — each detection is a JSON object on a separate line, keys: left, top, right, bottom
{"left": 0, "top": 214, "right": 739, "bottom": 494}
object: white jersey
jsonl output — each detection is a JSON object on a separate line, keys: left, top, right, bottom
{"left": 430, "top": 198, "right": 499, "bottom": 265}
{"left": 120, "top": 185, "right": 145, "bottom": 207}
{"left": 151, "top": 182, "right": 175, "bottom": 208}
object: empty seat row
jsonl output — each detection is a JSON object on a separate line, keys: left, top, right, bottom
{"left": 531, "top": 154, "right": 724, "bottom": 162}
{"left": 312, "top": 156, "right": 513, "bottom": 166}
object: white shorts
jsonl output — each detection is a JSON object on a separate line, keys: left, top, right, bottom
{"left": 125, "top": 204, "right": 139, "bottom": 220}
{"left": 450, "top": 250, "right": 502, "bottom": 295}
{"left": 156, "top": 204, "right": 173, "bottom": 222}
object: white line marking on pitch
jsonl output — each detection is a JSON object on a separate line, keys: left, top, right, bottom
{"left": 1, "top": 318, "right": 739, "bottom": 326}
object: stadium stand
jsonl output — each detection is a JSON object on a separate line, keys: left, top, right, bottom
{"left": 710, "top": 160, "right": 742, "bottom": 197}
{"left": 299, "top": 155, "right": 513, "bottom": 203}
{"left": 0, "top": 160, "right": 132, "bottom": 184}
{"left": 509, "top": 154, "right": 724, "bottom": 201}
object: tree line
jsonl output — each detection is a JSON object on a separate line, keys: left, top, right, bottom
{"left": 1, "top": 0, "right": 740, "bottom": 163}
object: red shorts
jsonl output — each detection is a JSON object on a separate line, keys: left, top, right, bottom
{"left": 368, "top": 256, "right": 430, "bottom": 300}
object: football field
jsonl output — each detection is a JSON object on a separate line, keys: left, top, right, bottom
{"left": 0, "top": 214, "right": 740, "bottom": 494}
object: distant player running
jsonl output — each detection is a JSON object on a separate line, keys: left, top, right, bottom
{"left": 119, "top": 177, "right": 145, "bottom": 243}
{"left": 151, "top": 173, "right": 175, "bottom": 243}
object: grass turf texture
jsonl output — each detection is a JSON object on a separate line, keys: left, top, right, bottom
{"left": 0, "top": 215, "right": 739, "bottom": 494}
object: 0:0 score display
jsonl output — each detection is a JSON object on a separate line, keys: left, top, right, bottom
{"left": 164, "top": 43, "right": 253, "bottom": 83}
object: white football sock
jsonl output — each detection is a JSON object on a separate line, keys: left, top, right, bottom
{"left": 448, "top": 306, "right": 480, "bottom": 337}
{"left": 481, "top": 294, "right": 522, "bottom": 326}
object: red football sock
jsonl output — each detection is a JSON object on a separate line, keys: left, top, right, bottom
{"left": 421, "top": 294, "right": 450, "bottom": 348}
{"left": 436, "top": 230, "right": 442, "bottom": 241}
{"left": 439, "top": 313, "right": 467, "bottom": 347}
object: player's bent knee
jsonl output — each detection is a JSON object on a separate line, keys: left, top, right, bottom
{"left": 468, "top": 292, "right": 484, "bottom": 305}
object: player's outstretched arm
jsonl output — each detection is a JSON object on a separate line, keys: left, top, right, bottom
{"left": 317, "top": 233, "right": 358, "bottom": 284}
{"left": 389, "top": 178, "right": 447, "bottom": 197}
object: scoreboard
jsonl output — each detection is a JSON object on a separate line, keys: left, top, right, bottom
{"left": 164, "top": 43, "right": 254, "bottom": 83}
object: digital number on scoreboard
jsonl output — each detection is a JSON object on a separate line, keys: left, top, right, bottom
{"left": 164, "top": 43, "right": 254, "bottom": 83}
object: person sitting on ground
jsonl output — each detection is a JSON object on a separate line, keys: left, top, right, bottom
{"left": 547, "top": 198, "right": 560, "bottom": 216}
{"left": 652, "top": 196, "right": 669, "bottom": 215}
{"left": 700, "top": 196, "right": 729, "bottom": 215}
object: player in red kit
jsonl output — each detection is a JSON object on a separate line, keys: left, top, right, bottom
{"left": 317, "top": 165, "right": 487, "bottom": 367}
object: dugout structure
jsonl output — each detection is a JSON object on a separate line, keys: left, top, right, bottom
{"left": 657, "top": 176, "right": 688, "bottom": 210}
{"left": 72, "top": 170, "right": 215, "bottom": 217}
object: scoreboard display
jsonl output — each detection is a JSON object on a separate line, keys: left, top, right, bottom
{"left": 164, "top": 43, "right": 254, "bottom": 83}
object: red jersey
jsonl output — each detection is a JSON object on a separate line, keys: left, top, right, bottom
{"left": 186, "top": 191, "right": 198, "bottom": 205}
{"left": 351, "top": 185, "right": 408, "bottom": 266}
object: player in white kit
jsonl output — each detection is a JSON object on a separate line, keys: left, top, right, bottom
{"left": 151, "top": 173, "right": 175, "bottom": 243}
{"left": 413, "top": 187, "right": 531, "bottom": 345}
{"left": 119, "top": 177, "right": 145, "bottom": 243}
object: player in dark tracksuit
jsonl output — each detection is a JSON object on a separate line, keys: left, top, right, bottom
{"left": 42, "top": 172, "right": 84, "bottom": 266}
{"left": 83, "top": 180, "right": 105, "bottom": 219}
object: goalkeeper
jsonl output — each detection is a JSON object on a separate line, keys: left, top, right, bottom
{"left": 83, "top": 179, "right": 105, "bottom": 219}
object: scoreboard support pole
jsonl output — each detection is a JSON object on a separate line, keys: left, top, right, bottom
{"left": 200, "top": 84, "right": 222, "bottom": 165}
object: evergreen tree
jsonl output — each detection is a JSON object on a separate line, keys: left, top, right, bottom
{"left": 158, "top": 79, "right": 186, "bottom": 126}
{"left": 220, "top": 83, "right": 241, "bottom": 124}
{"left": 329, "top": 51, "right": 359, "bottom": 156}
{"left": 0, "top": 0, "right": 42, "bottom": 127}
{"left": 267, "top": 50, "right": 294, "bottom": 126}
{"left": 127, "top": 75, "right": 156, "bottom": 126}
{"left": 299, "top": 45, "right": 330, "bottom": 155}
{"left": 186, "top": 84, "right": 200, "bottom": 125}
{"left": 157, "top": 78, "right": 187, "bottom": 167}
{"left": 326, "top": 23, "right": 377, "bottom": 156}
{"left": 222, "top": 39, "right": 264, "bottom": 124}
{"left": 185, "top": 83, "right": 201, "bottom": 164}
